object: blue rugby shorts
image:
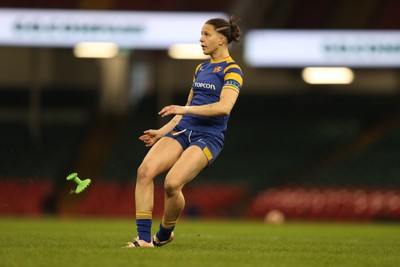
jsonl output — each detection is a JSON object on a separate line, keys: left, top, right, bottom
{"left": 164, "top": 126, "right": 224, "bottom": 165}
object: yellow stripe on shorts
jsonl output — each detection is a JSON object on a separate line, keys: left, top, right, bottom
{"left": 203, "top": 146, "right": 213, "bottom": 161}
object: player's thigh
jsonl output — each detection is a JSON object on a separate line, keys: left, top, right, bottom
{"left": 139, "top": 137, "right": 184, "bottom": 177}
{"left": 164, "top": 145, "right": 208, "bottom": 191}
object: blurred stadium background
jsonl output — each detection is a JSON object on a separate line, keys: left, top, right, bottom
{"left": 1, "top": 0, "right": 400, "bottom": 222}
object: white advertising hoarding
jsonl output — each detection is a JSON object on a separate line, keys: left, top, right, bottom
{"left": 244, "top": 30, "right": 400, "bottom": 67}
{"left": 0, "top": 8, "right": 225, "bottom": 49}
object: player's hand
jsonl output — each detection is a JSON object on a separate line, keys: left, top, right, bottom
{"left": 139, "top": 129, "right": 162, "bottom": 147}
{"left": 159, "top": 105, "right": 187, "bottom": 117}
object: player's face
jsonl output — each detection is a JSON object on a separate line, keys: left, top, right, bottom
{"left": 200, "top": 24, "right": 224, "bottom": 55}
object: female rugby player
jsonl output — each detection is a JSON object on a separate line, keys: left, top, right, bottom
{"left": 126, "top": 16, "right": 244, "bottom": 248}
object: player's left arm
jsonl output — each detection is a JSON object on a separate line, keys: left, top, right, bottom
{"left": 159, "top": 88, "right": 238, "bottom": 117}
{"left": 159, "top": 67, "right": 242, "bottom": 117}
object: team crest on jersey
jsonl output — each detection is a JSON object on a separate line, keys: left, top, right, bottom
{"left": 213, "top": 66, "right": 223, "bottom": 73}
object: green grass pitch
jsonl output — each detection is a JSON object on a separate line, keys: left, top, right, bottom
{"left": 0, "top": 218, "right": 399, "bottom": 267}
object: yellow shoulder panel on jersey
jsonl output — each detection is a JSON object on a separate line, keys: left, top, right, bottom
{"left": 224, "top": 72, "right": 243, "bottom": 86}
{"left": 224, "top": 64, "right": 242, "bottom": 74}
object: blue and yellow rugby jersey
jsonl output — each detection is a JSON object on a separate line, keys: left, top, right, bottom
{"left": 178, "top": 56, "right": 243, "bottom": 139}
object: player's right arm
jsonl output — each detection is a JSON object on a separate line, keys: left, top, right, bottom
{"left": 139, "top": 90, "right": 194, "bottom": 147}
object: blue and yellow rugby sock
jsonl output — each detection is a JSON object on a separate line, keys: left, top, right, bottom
{"left": 136, "top": 211, "right": 152, "bottom": 243}
{"left": 156, "top": 217, "right": 176, "bottom": 242}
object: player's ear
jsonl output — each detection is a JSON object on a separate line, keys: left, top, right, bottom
{"left": 218, "top": 35, "right": 225, "bottom": 46}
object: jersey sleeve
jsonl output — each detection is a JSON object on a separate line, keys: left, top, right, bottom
{"left": 223, "top": 63, "right": 243, "bottom": 93}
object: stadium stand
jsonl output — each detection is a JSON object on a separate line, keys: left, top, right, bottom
{"left": 0, "top": 179, "right": 53, "bottom": 216}
{"left": 247, "top": 187, "right": 400, "bottom": 221}
{"left": 2, "top": 91, "right": 400, "bottom": 220}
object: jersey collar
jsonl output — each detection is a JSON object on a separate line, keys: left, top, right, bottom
{"left": 210, "top": 56, "right": 232, "bottom": 64}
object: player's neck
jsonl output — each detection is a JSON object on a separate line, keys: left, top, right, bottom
{"left": 210, "top": 47, "right": 230, "bottom": 62}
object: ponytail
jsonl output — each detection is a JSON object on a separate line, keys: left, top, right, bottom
{"left": 229, "top": 16, "right": 241, "bottom": 43}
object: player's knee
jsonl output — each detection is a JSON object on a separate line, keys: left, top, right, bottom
{"left": 136, "top": 162, "right": 157, "bottom": 184}
{"left": 164, "top": 179, "right": 182, "bottom": 198}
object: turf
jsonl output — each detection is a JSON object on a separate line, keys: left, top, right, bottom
{"left": 0, "top": 218, "right": 399, "bottom": 267}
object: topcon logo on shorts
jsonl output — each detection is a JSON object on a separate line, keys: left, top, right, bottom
{"left": 193, "top": 82, "right": 216, "bottom": 90}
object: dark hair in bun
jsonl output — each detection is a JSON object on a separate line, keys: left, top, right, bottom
{"left": 205, "top": 15, "right": 241, "bottom": 44}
